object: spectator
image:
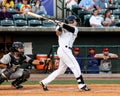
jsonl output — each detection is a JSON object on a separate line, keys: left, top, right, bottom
{"left": 2, "top": 0, "right": 14, "bottom": 9}
{"left": 32, "top": 0, "right": 47, "bottom": 16}
{"left": 65, "top": 0, "right": 78, "bottom": 16}
{"left": 65, "top": 47, "right": 84, "bottom": 74}
{"left": 102, "top": 9, "right": 115, "bottom": 27}
{"left": 78, "top": 0, "right": 94, "bottom": 26}
{"left": 87, "top": 48, "right": 99, "bottom": 74}
{"left": 95, "top": 0, "right": 109, "bottom": 11}
{"left": 0, "top": 6, "right": 13, "bottom": 20}
{"left": 15, "top": 0, "right": 22, "bottom": 12}
{"left": 78, "top": 0, "right": 94, "bottom": 11}
{"left": 93, "top": 0, "right": 97, "bottom": 8}
{"left": 89, "top": 9, "right": 104, "bottom": 27}
{"left": 0, "top": 0, "right": 2, "bottom": 8}
{"left": 94, "top": 48, "right": 118, "bottom": 74}
{"left": 14, "top": 0, "right": 22, "bottom": 4}
{"left": 108, "top": 0, "right": 113, "bottom": 4}
{"left": 65, "top": 0, "right": 78, "bottom": 10}
{"left": 20, "top": 0, "right": 31, "bottom": 15}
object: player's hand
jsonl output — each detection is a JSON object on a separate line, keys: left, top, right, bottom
{"left": 54, "top": 20, "right": 64, "bottom": 27}
{"left": 0, "top": 63, "right": 7, "bottom": 69}
{"left": 32, "top": 60, "right": 40, "bottom": 65}
{"left": 103, "top": 56, "right": 110, "bottom": 60}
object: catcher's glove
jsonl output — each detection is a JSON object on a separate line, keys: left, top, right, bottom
{"left": 0, "top": 63, "right": 7, "bottom": 69}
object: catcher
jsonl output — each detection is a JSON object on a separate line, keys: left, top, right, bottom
{"left": 0, "top": 42, "right": 40, "bottom": 89}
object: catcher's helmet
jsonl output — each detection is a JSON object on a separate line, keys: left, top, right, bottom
{"left": 11, "top": 42, "right": 24, "bottom": 52}
{"left": 65, "top": 15, "right": 79, "bottom": 24}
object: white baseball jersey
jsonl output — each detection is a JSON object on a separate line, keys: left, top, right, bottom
{"left": 56, "top": 26, "right": 78, "bottom": 48}
{"left": 41, "top": 25, "right": 85, "bottom": 89}
{"left": 0, "top": 52, "right": 31, "bottom": 79}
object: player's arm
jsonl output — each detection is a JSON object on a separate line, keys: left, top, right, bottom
{"left": 56, "top": 26, "right": 62, "bottom": 36}
{"left": 94, "top": 54, "right": 104, "bottom": 59}
{"left": 25, "top": 55, "right": 40, "bottom": 65}
{"left": 109, "top": 54, "right": 118, "bottom": 59}
{"left": 62, "top": 24, "right": 75, "bottom": 33}
{"left": 0, "top": 54, "right": 11, "bottom": 69}
{"left": 94, "top": 54, "right": 109, "bottom": 60}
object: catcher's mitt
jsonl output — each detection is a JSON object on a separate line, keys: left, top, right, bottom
{"left": 0, "top": 64, "right": 7, "bottom": 69}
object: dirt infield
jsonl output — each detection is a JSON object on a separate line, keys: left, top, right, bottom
{"left": 0, "top": 84, "right": 120, "bottom": 96}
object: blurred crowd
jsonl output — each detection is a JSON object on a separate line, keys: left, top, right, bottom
{"left": 65, "top": 0, "right": 120, "bottom": 27}
{"left": 0, "top": 0, "right": 48, "bottom": 26}
{"left": 0, "top": 0, "right": 120, "bottom": 27}
{"left": 0, "top": 0, "right": 47, "bottom": 15}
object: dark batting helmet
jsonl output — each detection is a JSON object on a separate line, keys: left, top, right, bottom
{"left": 65, "top": 15, "right": 79, "bottom": 24}
{"left": 11, "top": 42, "right": 24, "bottom": 52}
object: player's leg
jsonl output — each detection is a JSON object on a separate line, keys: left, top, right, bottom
{"left": 40, "top": 59, "right": 67, "bottom": 91}
{"left": 0, "top": 68, "right": 14, "bottom": 84}
{"left": 11, "top": 69, "right": 30, "bottom": 89}
{"left": 0, "top": 74, "right": 6, "bottom": 84}
{"left": 61, "top": 50, "right": 90, "bottom": 91}
{"left": 0, "top": 69, "right": 6, "bottom": 84}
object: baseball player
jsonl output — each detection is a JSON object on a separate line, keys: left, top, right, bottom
{"left": 0, "top": 42, "right": 40, "bottom": 89}
{"left": 40, "top": 15, "right": 90, "bottom": 91}
{"left": 94, "top": 48, "right": 118, "bottom": 74}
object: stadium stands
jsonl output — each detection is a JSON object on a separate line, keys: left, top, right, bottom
{"left": 28, "top": 19, "right": 42, "bottom": 26}
{"left": 13, "top": 14, "right": 25, "bottom": 20}
{"left": 7, "top": 8, "right": 17, "bottom": 15}
{"left": 1, "top": 19, "right": 14, "bottom": 26}
{"left": 25, "top": 14, "right": 39, "bottom": 20}
{"left": 14, "top": 19, "right": 27, "bottom": 26}
{"left": 0, "top": 0, "right": 120, "bottom": 27}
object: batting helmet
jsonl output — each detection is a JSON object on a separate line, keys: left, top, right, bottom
{"left": 11, "top": 42, "right": 24, "bottom": 52}
{"left": 65, "top": 15, "right": 79, "bottom": 24}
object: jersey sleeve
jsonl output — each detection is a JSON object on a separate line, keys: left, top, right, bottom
{"left": 73, "top": 26, "right": 78, "bottom": 36}
{"left": 56, "top": 26, "right": 60, "bottom": 31}
{"left": 0, "top": 54, "right": 11, "bottom": 64}
{"left": 109, "top": 53, "right": 115, "bottom": 56}
{"left": 24, "top": 55, "right": 32, "bottom": 62}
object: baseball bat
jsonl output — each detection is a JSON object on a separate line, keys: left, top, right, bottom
{"left": 27, "top": 12, "right": 62, "bottom": 25}
{"left": 27, "top": 12, "right": 49, "bottom": 20}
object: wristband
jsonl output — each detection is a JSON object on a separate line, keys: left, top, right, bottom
{"left": 109, "top": 56, "right": 111, "bottom": 58}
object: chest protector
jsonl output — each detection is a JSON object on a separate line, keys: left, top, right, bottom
{"left": 7, "top": 54, "right": 26, "bottom": 68}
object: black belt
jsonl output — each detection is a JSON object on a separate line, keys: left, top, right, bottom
{"left": 65, "top": 46, "right": 72, "bottom": 49}
{"left": 100, "top": 70, "right": 111, "bottom": 72}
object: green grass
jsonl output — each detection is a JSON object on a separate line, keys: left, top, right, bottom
{"left": 2, "top": 80, "right": 120, "bottom": 85}
{"left": 50, "top": 80, "right": 120, "bottom": 84}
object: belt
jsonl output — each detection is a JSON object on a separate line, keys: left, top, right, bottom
{"left": 100, "top": 70, "right": 111, "bottom": 72}
{"left": 65, "top": 46, "right": 72, "bottom": 49}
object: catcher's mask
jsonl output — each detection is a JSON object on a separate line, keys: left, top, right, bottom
{"left": 11, "top": 42, "right": 24, "bottom": 55}
{"left": 65, "top": 15, "right": 79, "bottom": 24}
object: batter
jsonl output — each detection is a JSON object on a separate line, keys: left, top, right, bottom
{"left": 40, "top": 15, "right": 91, "bottom": 91}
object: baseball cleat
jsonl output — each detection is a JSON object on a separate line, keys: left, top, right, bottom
{"left": 40, "top": 82, "right": 48, "bottom": 91}
{"left": 11, "top": 82, "right": 23, "bottom": 89}
{"left": 80, "top": 85, "right": 91, "bottom": 91}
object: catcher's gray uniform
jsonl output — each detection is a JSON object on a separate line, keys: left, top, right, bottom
{"left": 0, "top": 42, "right": 33, "bottom": 89}
{"left": 0, "top": 52, "right": 31, "bottom": 79}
